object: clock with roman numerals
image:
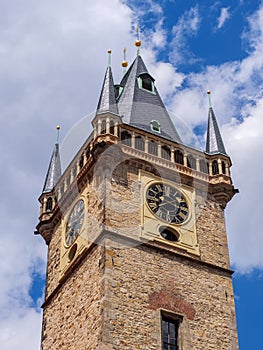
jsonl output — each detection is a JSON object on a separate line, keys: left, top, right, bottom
{"left": 146, "top": 183, "right": 189, "bottom": 224}
{"left": 65, "top": 199, "right": 85, "bottom": 247}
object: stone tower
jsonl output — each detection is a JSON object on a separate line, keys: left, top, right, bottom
{"left": 36, "top": 46, "right": 239, "bottom": 349}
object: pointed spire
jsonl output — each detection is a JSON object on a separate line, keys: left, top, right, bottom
{"left": 42, "top": 125, "right": 62, "bottom": 193}
{"left": 205, "top": 91, "right": 227, "bottom": 155}
{"left": 96, "top": 50, "right": 118, "bottom": 115}
{"left": 117, "top": 55, "right": 182, "bottom": 142}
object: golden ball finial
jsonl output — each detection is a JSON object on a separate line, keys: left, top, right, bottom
{"left": 122, "top": 60, "right": 128, "bottom": 67}
{"left": 207, "top": 90, "right": 211, "bottom": 95}
{"left": 108, "top": 49, "right": 112, "bottom": 54}
{"left": 56, "top": 125, "right": 60, "bottom": 130}
{"left": 135, "top": 39, "right": 141, "bottom": 47}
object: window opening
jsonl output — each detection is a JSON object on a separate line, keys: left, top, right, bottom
{"left": 101, "top": 120, "right": 106, "bottom": 134}
{"left": 187, "top": 155, "right": 196, "bottom": 169}
{"left": 199, "top": 159, "right": 209, "bottom": 173}
{"left": 222, "top": 160, "right": 226, "bottom": 174}
{"left": 150, "top": 120, "right": 161, "bottom": 133}
{"left": 121, "top": 131, "right": 132, "bottom": 147}
{"left": 46, "top": 197, "right": 53, "bottom": 211}
{"left": 148, "top": 140, "right": 158, "bottom": 156}
{"left": 161, "top": 146, "right": 171, "bottom": 160}
{"left": 162, "top": 315, "right": 180, "bottom": 350}
{"left": 174, "top": 150, "right": 184, "bottom": 165}
{"left": 110, "top": 120, "right": 115, "bottom": 135}
{"left": 135, "top": 136, "right": 145, "bottom": 151}
{"left": 212, "top": 160, "right": 219, "bottom": 175}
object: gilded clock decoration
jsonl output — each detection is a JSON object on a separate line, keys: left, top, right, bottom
{"left": 146, "top": 183, "right": 189, "bottom": 224}
{"left": 65, "top": 199, "right": 85, "bottom": 247}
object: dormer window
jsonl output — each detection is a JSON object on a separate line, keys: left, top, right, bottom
{"left": 114, "top": 85, "right": 123, "bottom": 99}
{"left": 150, "top": 120, "right": 161, "bottom": 133}
{"left": 137, "top": 73, "right": 155, "bottom": 94}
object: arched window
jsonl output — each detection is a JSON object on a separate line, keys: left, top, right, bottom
{"left": 200, "top": 159, "right": 209, "bottom": 173}
{"left": 174, "top": 150, "right": 184, "bottom": 165}
{"left": 101, "top": 120, "right": 106, "bottom": 134}
{"left": 212, "top": 160, "right": 219, "bottom": 175}
{"left": 187, "top": 155, "right": 196, "bottom": 170}
{"left": 148, "top": 140, "right": 158, "bottom": 156}
{"left": 121, "top": 131, "right": 131, "bottom": 146}
{"left": 222, "top": 160, "right": 226, "bottom": 174}
{"left": 86, "top": 147, "right": 90, "bottom": 160}
{"left": 110, "top": 120, "right": 115, "bottom": 134}
{"left": 46, "top": 197, "right": 53, "bottom": 211}
{"left": 135, "top": 136, "right": 145, "bottom": 151}
{"left": 66, "top": 176, "right": 70, "bottom": 188}
{"left": 79, "top": 155, "right": 84, "bottom": 169}
{"left": 161, "top": 145, "right": 171, "bottom": 160}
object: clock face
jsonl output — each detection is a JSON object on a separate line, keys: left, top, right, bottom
{"left": 65, "top": 199, "right": 85, "bottom": 247}
{"left": 146, "top": 183, "right": 189, "bottom": 224}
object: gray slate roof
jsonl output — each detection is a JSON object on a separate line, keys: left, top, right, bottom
{"left": 117, "top": 55, "right": 182, "bottom": 142}
{"left": 42, "top": 143, "right": 61, "bottom": 193}
{"left": 96, "top": 66, "right": 118, "bottom": 115}
{"left": 206, "top": 107, "right": 227, "bottom": 155}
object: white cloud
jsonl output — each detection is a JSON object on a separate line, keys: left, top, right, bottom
{"left": 169, "top": 6, "right": 201, "bottom": 65}
{"left": 217, "top": 7, "right": 231, "bottom": 29}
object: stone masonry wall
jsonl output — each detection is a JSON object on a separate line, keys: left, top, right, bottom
{"left": 41, "top": 244, "right": 104, "bottom": 350}
{"left": 102, "top": 237, "right": 238, "bottom": 350}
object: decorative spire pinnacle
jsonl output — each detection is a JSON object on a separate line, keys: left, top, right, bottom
{"left": 96, "top": 51, "right": 118, "bottom": 115}
{"left": 56, "top": 125, "right": 60, "bottom": 144}
{"left": 42, "top": 126, "right": 62, "bottom": 193}
{"left": 107, "top": 49, "right": 112, "bottom": 67}
{"left": 135, "top": 26, "right": 141, "bottom": 56}
{"left": 205, "top": 91, "right": 227, "bottom": 155}
{"left": 122, "top": 48, "right": 128, "bottom": 75}
{"left": 207, "top": 90, "right": 212, "bottom": 108}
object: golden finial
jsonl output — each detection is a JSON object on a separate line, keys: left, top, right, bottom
{"left": 122, "top": 48, "right": 128, "bottom": 68}
{"left": 207, "top": 90, "right": 211, "bottom": 94}
{"left": 135, "top": 26, "right": 141, "bottom": 54}
{"left": 56, "top": 125, "right": 60, "bottom": 144}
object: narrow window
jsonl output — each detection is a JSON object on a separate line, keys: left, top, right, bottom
{"left": 174, "top": 150, "right": 184, "bottom": 165}
{"left": 101, "top": 120, "right": 106, "bottom": 134}
{"left": 199, "top": 159, "right": 209, "bottom": 173}
{"left": 187, "top": 155, "right": 196, "bottom": 170}
{"left": 162, "top": 315, "right": 181, "bottom": 350}
{"left": 79, "top": 155, "right": 84, "bottom": 169}
{"left": 222, "top": 160, "right": 226, "bottom": 174}
{"left": 161, "top": 145, "right": 171, "bottom": 160}
{"left": 148, "top": 140, "right": 158, "bottom": 156}
{"left": 212, "top": 160, "right": 219, "bottom": 175}
{"left": 121, "top": 131, "right": 131, "bottom": 146}
{"left": 46, "top": 197, "right": 53, "bottom": 211}
{"left": 110, "top": 120, "right": 115, "bottom": 135}
{"left": 135, "top": 136, "right": 145, "bottom": 151}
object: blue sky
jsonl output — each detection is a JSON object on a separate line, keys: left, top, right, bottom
{"left": 0, "top": 1, "right": 263, "bottom": 349}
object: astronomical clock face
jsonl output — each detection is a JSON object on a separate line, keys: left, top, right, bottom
{"left": 146, "top": 183, "right": 189, "bottom": 224}
{"left": 65, "top": 199, "right": 85, "bottom": 247}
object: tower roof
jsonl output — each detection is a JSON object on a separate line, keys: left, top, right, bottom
{"left": 42, "top": 130, "right": 62, "bottom": 193}
{"left": 205, "top": 106, "right": 227, "bottom": 155}
{"left": 96, "top": 64, "right": 118, "bottom": 115}
{"left": 117, "top": 55, "right": 182, "bottom": 142}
